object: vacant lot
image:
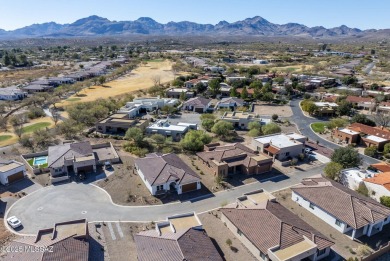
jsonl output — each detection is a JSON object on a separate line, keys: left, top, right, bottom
{"left": 252, "top": 102, "right": 293, "bottom": 117}
{"left": 60, "top": 60, "right": 175, "bottom": 106}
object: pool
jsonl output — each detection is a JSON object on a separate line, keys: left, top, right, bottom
{"left": 33, "top": 156, "right": 48, "bottom": 166}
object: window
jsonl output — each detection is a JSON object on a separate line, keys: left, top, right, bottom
{"left": 309, "top": 203, "right": 315, "bottom": 210}
{"left": 237, "top": 229, "right": 242, "bottom": 236}
{"left": 317, "top": 249, "right": 326, "bottom": 256}
{"left": 260, "top": 251, "right": 266, "bottom": 260}
{"left": 285, "top": 152, "right": 290, "bottom": 156}
{"left": 335, "top": 219, "right": 342, "bottom": 226}
{"left": 156, "top": 185, "right": 164, "bottom": 191}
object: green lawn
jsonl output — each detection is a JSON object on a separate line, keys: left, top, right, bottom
{"left": 27, "top": 159, "right": 34, "bottom": 166}
{"left": 311, "top": 122, "right": 329, "bottom": 133}
{"left": 0, "top": 135, "right": 12, "bottom": 142}
{"left": 22, "top": 122, "right": 51, "bottom": 133}
{"left": 66, "top": 98, "right": 81, "bottom": 102}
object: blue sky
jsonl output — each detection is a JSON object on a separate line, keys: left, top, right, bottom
{"left": 1, "top": 0, "right": 389, "bottom": 30}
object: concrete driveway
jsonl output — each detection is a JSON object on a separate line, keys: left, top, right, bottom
{"left": 6, "top": 165, "right": 324, "bottom": 235}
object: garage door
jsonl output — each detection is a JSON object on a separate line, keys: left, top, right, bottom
{"left": 77, "top": 165, "right": 94, "bottom": 173}
{"left": 7, "top": 171, "right": 25, "bottom": 184}
{"left": 194, "top": 107, "right": 204, "bottom": 113}
{"left": 182, "top": 182, "right": 197, "bottom": 193}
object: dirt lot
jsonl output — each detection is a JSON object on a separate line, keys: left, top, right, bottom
{"left": 199, "top": 211, "right": 256, "bottom": 261}
{"left": 253, "top": 102, "right": 293, "bottom": 117}
{"left": 272, "top": 189, "right": 386, "bottom": 259}
{"left": 59, "top": 60, "right": 175, "bottom": 106}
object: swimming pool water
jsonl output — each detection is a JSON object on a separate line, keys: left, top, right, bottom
{"left": 33, "top": 156, "right": 48, "bottom": 166}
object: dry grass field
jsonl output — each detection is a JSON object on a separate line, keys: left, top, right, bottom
{"left": 59, "top": 60, "right": 175, "bottom": 106}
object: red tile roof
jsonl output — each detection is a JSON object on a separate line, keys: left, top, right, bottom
{"left": 346, "top": 96, "right": 374, "bottom": 103}
{"left": 364, "top": 172, "right": 390, "bottom": 191}
{"left": 348, "top": 123, "right": 390, "bottom": 140}
{"left": 221, "top": 201, "right": 334, "bottom": 254}
{"left": 292, "top": 177, "right": 390, "bottom": 229}
{"left": 371, "top": 162, "right": 390, "bottom": 173}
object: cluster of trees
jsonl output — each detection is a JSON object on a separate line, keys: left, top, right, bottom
{"left": 0, "top": 50, "right": 32, "bottom": 68}
{"left": 301, "top": 98, "right": 352, "bottom": 117}
{"left": 325, "top": 146, "right": 362, "bottom": 180}
{"left": 248, "top": 121, "right": 281, "bottom": 137}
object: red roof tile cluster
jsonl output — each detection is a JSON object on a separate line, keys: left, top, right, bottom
{"left": 221, "top": 200, "right": 334, "bottom": 254}
{"left": 349, "top": 123, "right": 390, "bottom": 140}
{"left": 364, "top": 172, "right": 390, "bottom": 191}
{"left": 292, "top": 177, "right": 390, "bottom": 229}
{"left": 346, "top": 96, "right": 375, "bottom": 103}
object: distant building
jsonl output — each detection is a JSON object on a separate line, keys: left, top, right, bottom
{"left": 220, "top": 111, "right": 269, "bottom": 129}
{"left": 364, "top": 172, "right": 390, "bottom": 201}
{"left": 313, "top": 102, "right": 338, "bottom": 116}
{"left": 0, "top": 86, "right": 27, "bottom": 101}
{"left": 0, "top": 160, "right": 26, "bottom": 185}
{"left": 165, "top": 88, "right": 194, "bottom": 99}
{"left": 146, "top": 120, "right": 194, "bottom": 141}
{"left": 182, "top": 97, "right": 211, "bottom": 113}
{"left": 119, "top": 97, "right": 178, "bottom": 118}
{"left": 96, "top": 113, "right": 149, "bottom": 134}
{"left": 215, "top": 97, "right": 245, "bottom": 110}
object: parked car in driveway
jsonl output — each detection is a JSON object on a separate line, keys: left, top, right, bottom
{"left": 7, "top": 216, "right": 22, "bottom": 228}
{"left": 304, "top": 148, "right": 312, "bottom": 154}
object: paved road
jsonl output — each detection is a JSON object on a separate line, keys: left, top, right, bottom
{"left": 290, "top": 99, "right": 380, "bottom": 165}
{"left": 363, "top": 61, "right": 376, "bottom": 75}
{"left": 7, "top": 165, "right": 324, "bottom": 235}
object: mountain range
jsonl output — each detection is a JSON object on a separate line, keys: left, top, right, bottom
{"left": 0, "top": 15, "right": 386, "bottom": 39}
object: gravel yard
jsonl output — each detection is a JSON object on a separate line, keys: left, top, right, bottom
{"left": 252, "top": 102, "right": 293, "bottom": 117}
{"left": 199, "top": 211, "right": 256, "bottom": 261}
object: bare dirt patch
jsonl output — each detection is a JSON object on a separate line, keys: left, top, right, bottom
{"left": 253, "top": 102, "right": 293, "bottom": 117}
{"left": 199, "top": 211, "right": 256, "bottom": 261}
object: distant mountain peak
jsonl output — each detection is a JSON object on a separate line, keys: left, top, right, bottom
{"left": 0, "top": 15, "right": 382, "bottom": 40}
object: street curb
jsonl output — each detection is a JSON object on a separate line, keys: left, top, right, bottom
{"left": 298, "top": 100, "right": 317, "bottom": 120}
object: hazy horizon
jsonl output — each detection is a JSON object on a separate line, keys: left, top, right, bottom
{"left": 0, "top": 0, "right": 389, "bottom": 31}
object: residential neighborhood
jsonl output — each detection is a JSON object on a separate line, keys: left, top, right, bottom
{"left": 1, "top": 2, "right": 390, "bottom": 261}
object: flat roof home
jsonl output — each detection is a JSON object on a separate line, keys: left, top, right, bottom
{"left": 340, "top": 167, "right": 376, "bottom": 191}
{"left": 0, "top": 86, "right": 27, "bottom": 101}
{"left": 197, "top": 143, "right": 273, "bottom": 177}
{"left": 2, "top": 219, "right": 89, "bottom": 261}
{"left": 182, "top": 97, "right": 211, "bottom": 113}
{"left": 221, "top": 190, "right": 334, "bottom": 261}
{"left": 252, "top": 133, "right": 306, "bottom": 162}
{"left": 96, "top": 113, "right": 149, "bottom": 134}
{"left": 135, "top": 153, "right": 201, "bottom": 195}
{"left": 119, "top": 97, "right": 179, "bottom": 118}
{"left": 220, "top": 111, "right": 269, "bottom": 129}
{"left": 165, "top": 88, "right": 194, "bottom": 99}
{"left": 0, "top": 160, "right": 26, "bottom": 185}
{"left": 313, "top": 102, "right": 338, "bottom": 116}
{"left": 292, "top": 176, "right": 390, "bottom": 240}
{"left": 146, "top": 120, "right": 193, "bottom": 141}
{"left": 215, "top": 97, "right": 245, "bottom": 110}
{"left": 333, "top": 123, "right": 390, "bottom": 150}
{"left": 135, "top": 213, "right": 222, "bottom": 261}
{"left": 376, "top": 101, "right": 390, "bottom": 115}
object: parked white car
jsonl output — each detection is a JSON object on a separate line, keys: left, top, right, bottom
{"left": 7, "top": 216, "right": 22, "bottom": 228}
{"left": 304, "top": 148, "right": 312, "bottom": 154}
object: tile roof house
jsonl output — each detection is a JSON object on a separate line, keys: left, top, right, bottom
{"left": 0, "top": 160, "right": 26, "bottom": 185}
{"left": 346, "top": 96, "right": 376, "bottom": 110}
{"left": 333, "top": 123, "right": 390, "bottom": 150}
{"left": 221, "top": 191, "right": 334, "bottom": 261}
{"left": 2, "top": 219, "right": 89, "bottom": 261}
{"left": 197, "top": 143, "right": 273, "bottom": 177}
{"left": 363, "top": 172, "right": 390, "bottom": 201}
{"left": 135, "top": 153, "right": 201, "bottom": 195}
{"left": 292, "top": 176, "right": 390, "bottom": 240}
{"left": 181, "top": 97, "right": 211, "bottom": 113}
{"left": 370, "top": 162, "right": 390, "bottom": 173}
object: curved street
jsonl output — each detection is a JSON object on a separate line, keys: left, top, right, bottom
{"left": 6, "top": 99, "right": 378, "bottom": 235}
